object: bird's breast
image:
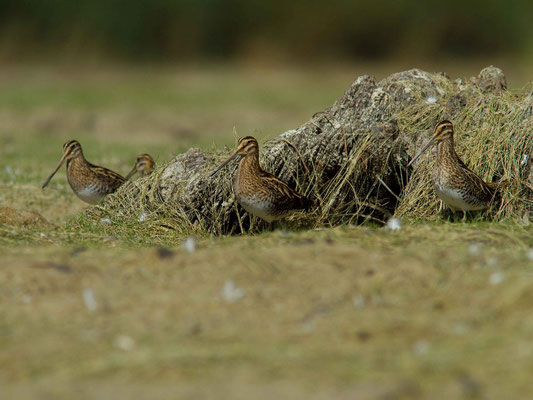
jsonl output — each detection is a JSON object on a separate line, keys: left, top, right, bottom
{"left": 237, "top": 193, "right": 278, "bottom": 222}
{"left": 434, "top": 184, "right": 486, "bottom": 211}
{"left": 74, "top": 186, "right": 106, "bottom": 205}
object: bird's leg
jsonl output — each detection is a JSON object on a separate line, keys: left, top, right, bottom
{"left": 272, "top": 219, "right": 289, "bottom": 234}
{"left": 265, "top": 220, "right": 276, "bottom": 232}
{"left": 441, "top": 205, "right": 455, "bottom": 222}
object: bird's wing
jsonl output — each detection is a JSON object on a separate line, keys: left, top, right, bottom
{"left": 456, "top": 159, "right": 497, "bottom": 201}
{"left": 90, "top": 163, "right": 127, "bottom": 191}
{"left": 259, "top": 170, "right": 311, "bottom": 210}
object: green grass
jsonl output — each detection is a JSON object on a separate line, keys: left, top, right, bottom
{"left": 2, "top": 224, "right": 533, "bottom": 399}
{"left": 2, "top": 63, "right": 533, "bottom": 399}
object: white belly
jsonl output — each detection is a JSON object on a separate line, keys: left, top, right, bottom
{"left": 75, "top": 187, "right": 105, "bottom": 205}
{"left": 434, "top": 186, "right": 486, "bottom": 211}
{"left": 238, "top": 195, "right": 278, "bottom": 223}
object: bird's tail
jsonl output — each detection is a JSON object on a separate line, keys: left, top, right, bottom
{"left": 487, "top": 179, "right": 510, "bottom": 191}
{"left": 488, "top": 179, "right": 510, "bottom": 206}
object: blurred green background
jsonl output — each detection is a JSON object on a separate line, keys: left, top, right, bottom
{"left": 1, "top": 0, "right": 532, "bottom": 64}
{"left": 0, "top": 0, "right": 531, "bottom": 209}
{"left": 1, "top": 5, "right": 533, "bottom": 398}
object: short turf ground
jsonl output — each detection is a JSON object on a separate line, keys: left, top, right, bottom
{"left": 1, "top": 63, "right": 533, "bottom": 399}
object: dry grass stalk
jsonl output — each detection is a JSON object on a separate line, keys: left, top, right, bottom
{"left": 92, "top": 67, "right": 533, "bottom": 236}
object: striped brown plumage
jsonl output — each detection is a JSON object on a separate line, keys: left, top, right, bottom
{"left": 126, "top": 153, "right": 156, "bottom": 179}
{"left": 210, "top": 136, "right": 313, "bottom": 222}
{"left": 42, "top": 140, "right": 126, "bottom": 205}
{"left": 409, "top": 120, "right": 503, "bottom": 212}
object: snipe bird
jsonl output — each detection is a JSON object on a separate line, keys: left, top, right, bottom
{"left": 42, "top": 140, "right": 126, "bottom": 204}
{"left": 126, "top": 154, "right": 155, "bottom": 180}
{"left": 409, "top": 120, "right": 501, "bottom": 212}
{"left": 209, "top": 136, "right": 313, "bottom": 222}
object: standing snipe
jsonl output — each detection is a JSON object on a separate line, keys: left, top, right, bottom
{"left": 126, "top": 154, "right": 156, "bottom": 180}
{"left": 42, "top": 140, "right": 126, "bottom": 204}
{"left": 209, "top": 136, "right": 313, "bottom": 222}
{"left": 409, "top": 120, "right": 501, "bottom": 212}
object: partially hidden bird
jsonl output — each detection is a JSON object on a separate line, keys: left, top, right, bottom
{"left": 126, "top": 154, "right": 155, "bottom": 180}
{"left": 209, "top": 136, "right": 313, "bottom": 222}
{"left": 409, "top": 120, "right": 503, "bottom": 212}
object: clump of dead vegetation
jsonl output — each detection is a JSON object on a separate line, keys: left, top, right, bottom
{"left": 86, "top": 67, "right": 533, "bottom": 237}
{"left": 397, "top": 86, "right": 533, "bottom": 220}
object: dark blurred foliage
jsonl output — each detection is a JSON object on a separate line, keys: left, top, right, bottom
{"left": 0, "top": 0, "right": 531, "bottom": 61}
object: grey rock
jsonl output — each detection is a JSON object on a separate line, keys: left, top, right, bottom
{"left": 478, "top": 66, "right": 507, "bottom": 93}
{"left": 104, "top": 66, "right": 533, "bottom": 232}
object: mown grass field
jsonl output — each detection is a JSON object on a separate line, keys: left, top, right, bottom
{"left": 1, "top": 63, "right": 533, "bottom": 399}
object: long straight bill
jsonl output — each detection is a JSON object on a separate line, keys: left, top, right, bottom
{"left": 408, "top": 136, "right": 437, "bottom": 167}
{"left": 208, "top": 151, "right": 239, "bottom": 177}
{"left": 42, "top": 153, "right": 67, "bottom": 188}
{"left": 125, "top": 165, "right": 138, "bottom": 180}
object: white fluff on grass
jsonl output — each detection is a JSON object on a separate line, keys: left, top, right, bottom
{"left": 4, "top": 166, "right": 13, "bottom": 178}
{"left": 352, "top": 295, "right": 366, "bottom": 309}
{"left": 386, "top": 217, "right": 401, "bottom": 231}
{"left": 82, "top": 288, "right": 97, "bottom": 312}
{"left": 138, "top": 211, "right": 147, "bottom": 223}
{"left": 527, "top": 249, "right": 533, "bottom": 261}
{"left": 221, "top": 280, "right": 245, "bottom": 303}
{"left": 454, "top": 322, "right": 469, "bottom": 336}
{"left": 114, "top": 335, "right": 135, "bottom": 351}
{"left": 183, "top": 237, "right": 196, "bottom": 253}
{"left": 489, "top": 272, "right": 504, "bottom": 285}
{"left": 468, "top": 243, "right": 481, "bottom": 255}
{"left": 412, "top": 340, "right": 429, "bottom": 355}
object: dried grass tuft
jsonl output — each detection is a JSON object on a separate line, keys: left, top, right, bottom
{"left": 88, "top": 72, "right": 533, "bottom": 237}
{"left": 396, "top": 88, "right": 533, "bottom": 221}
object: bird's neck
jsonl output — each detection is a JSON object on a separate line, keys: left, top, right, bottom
{"left": 67, "top": 154, "right": 91, "bottom": 174}
{"left": 236, "top": 152, "right": 261, "bottom": 190}
{"left": 238, "top": 152, "right": 261, "bottom": 174}
{"left": 436, "top": 138, "right": 460, "bottom": 164}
